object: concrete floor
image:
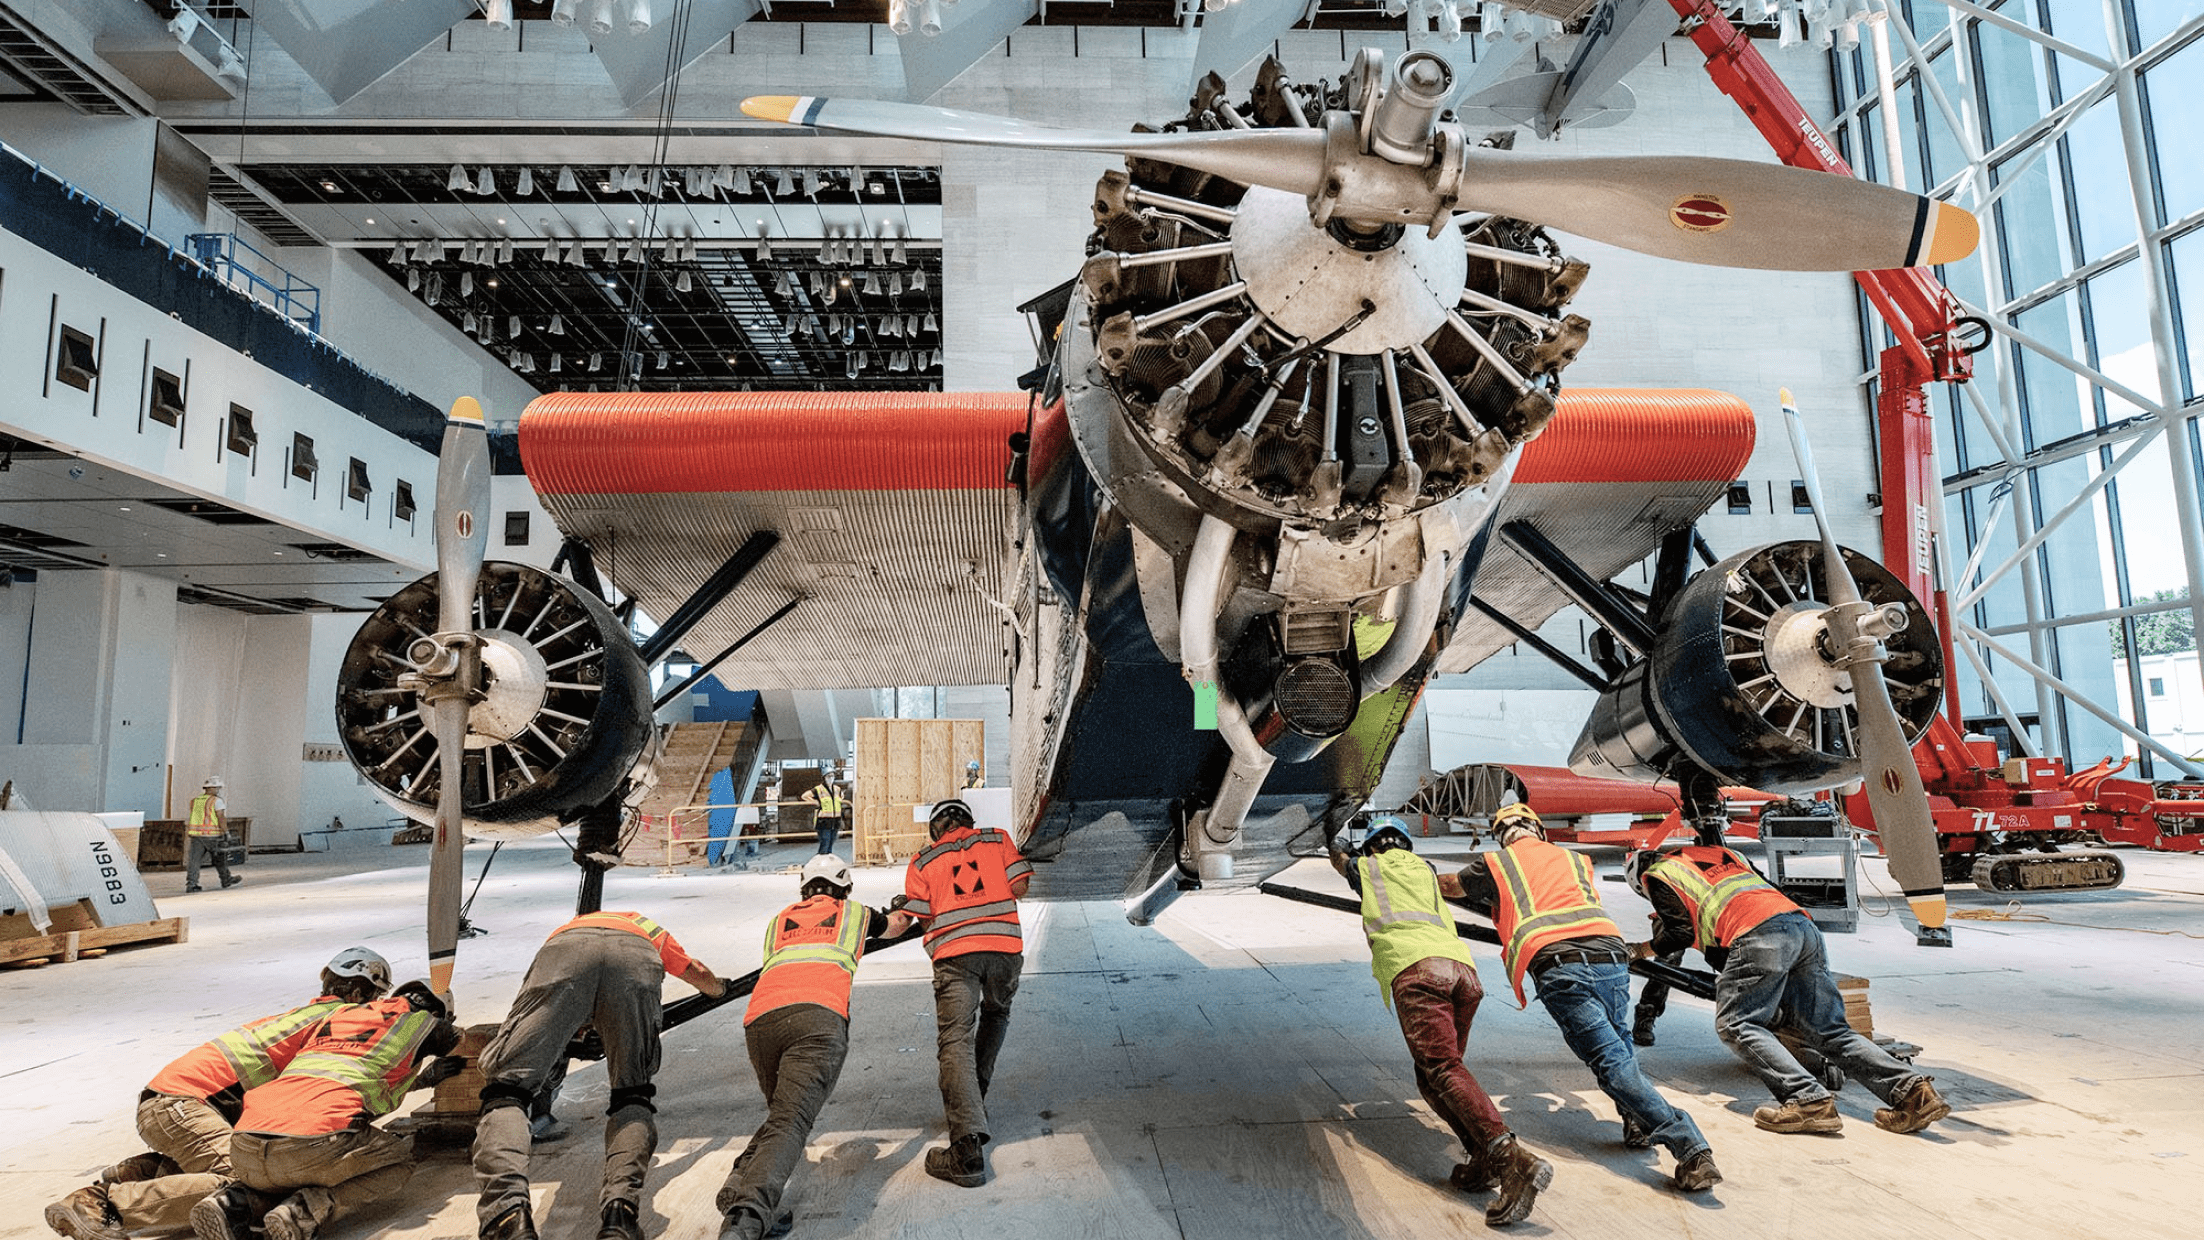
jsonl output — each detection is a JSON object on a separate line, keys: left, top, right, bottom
{"left": 3, "top": 834, "right": 2199, "bottom": 1239}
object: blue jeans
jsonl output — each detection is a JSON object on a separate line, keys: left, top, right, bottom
{"left": 1533, "top": 960, "right": 1708, "bottom": 1160}
{"left": 1716, "top": 912, "right": 1921, "bottom": 1105}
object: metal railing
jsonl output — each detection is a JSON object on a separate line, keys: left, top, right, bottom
{"left": 185, "top": 231, "right": 321, "bottom": 334}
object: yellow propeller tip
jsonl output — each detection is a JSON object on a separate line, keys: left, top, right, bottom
{"left": 1777, "top": 387, "right": 1795, "bottom": 407}
{"left": 1909, "top": 894, "right": 1949, "bottom": 929}
{"left": 448, "top": 396, "right": 485, "bottom": 425}
{"left": 741, "top": 95, "right": 801, "bottom": 123}
{"left": 1923, "top": 201, "right": 1980, "bottom": 266}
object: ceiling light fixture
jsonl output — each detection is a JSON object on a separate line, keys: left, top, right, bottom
{"left": 628, "top": 0, "right": 654, "bottom": 34}
{"left": 515, "top": 168, "right": 534, "bottom": 196}
{"left": 365, "top": 217, "right": 376, "bottom": 226}
{"left": 675, "top": 270, "right": 692, "bottom": 293}
{"left": 775, "top": 168, "right": 794, "bottom": 196}
{"left": 556, "top": 165, "right": 579, "bottom": 193}
{"left": 549, "top": 314, "right": 566, "bottom": 335}
{"left": 483, "top": 0, "right": 514, "bottom": 32}
{"left": 551, "top": 0, "right": 581, "bottom": 25}
{"left": 733, "top": 167, "right": 752, "bottom": 194}
{"left": 447, "top": 163, "right": 469, "bottom": 191}
{"left": 476, "top": 167, "right": 496, "bottom": 195}
{"left": 584, "top": 0, "right": 614, "bottom": 37}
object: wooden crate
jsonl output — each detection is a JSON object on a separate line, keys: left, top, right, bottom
{"left": 0, "top": 910, "right": 189, "bottom": 968}
{"left": 137, "top": 818, "right": 252, "bottom": 870}
{"left": 852, "top": 718, "right": 984, "bottom": 866}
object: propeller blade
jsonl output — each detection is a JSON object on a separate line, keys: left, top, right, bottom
{"left": 742, "top": 95, "right": 1325, "bottom": 195}
{"left": 1460, "top": 150, "right": 1978, "bottom": 272}
{"left": 427, "top": 396, "right": 491, "bottom": 998}
{"left": 1779, "top": 389, "right": 1949, "bottom": 944}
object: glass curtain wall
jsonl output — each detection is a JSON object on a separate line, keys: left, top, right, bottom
{"left": 1827, "top": 0, "right": 2204, "bottom": 774}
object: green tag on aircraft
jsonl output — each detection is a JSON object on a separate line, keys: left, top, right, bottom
{"left": 1194, "top": 680, "right": 1218, "bottom": 730}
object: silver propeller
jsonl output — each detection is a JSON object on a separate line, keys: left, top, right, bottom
{"left": 414, "top": 396, "right": 492, "bottom": 998}
{"left": 740, "top": 94, "right": 1978, "bottom": 273}
{"left": 1779, "top": 389, "right": 1950, "bottom": 946}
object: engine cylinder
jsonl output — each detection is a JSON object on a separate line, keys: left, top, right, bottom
{"left": 335, "top": 563, "right": 653, "bottom": 839}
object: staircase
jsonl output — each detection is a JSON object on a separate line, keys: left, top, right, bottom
{"left": 625, "top": 720, "right": 750, "bottom": 866}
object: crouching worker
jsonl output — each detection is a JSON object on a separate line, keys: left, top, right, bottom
{"left": 43, "top": 948, "right": 393, "bottom": 1240}
{"left": 473, "top": 911, "right": 727, "bottom": 1240}
{"left": 1627, "top": 845, "right": 1951, "bottom": 1136}
{"left": 1330, "top": 815, "right": 1553, "bottom": 1229}
{"left": 226, "top": 981, "right": 464, "bottom": 1240}
{"left": 716, "top": 856, "right": 913, "bottom": 1240}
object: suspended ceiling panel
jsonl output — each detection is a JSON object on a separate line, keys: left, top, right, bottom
{"left": 593, "top": 0, "right": 763, "bottom": 107}
{"left": 249, "top": 0, "right": 475, "bottom": 105}
{"left": 895, "top": 0, "right": 1039, "bottom": 102}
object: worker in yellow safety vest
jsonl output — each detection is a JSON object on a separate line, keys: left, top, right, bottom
{"left": 41, "top": 949, "right": 392, "bottom": 1240}
{"left": 801, "top": 770, "right": 847, "bottom": 856}
{"left": 716, "top": 854, "right": 912, "bottom": 1240}
{"left": 1627, "top": 844, "right": 1951, "bottom": 1136}
{"left": 1440, "top": 805, "right": 1720, "bottom": 1195}
{"left": 1329, "top": 814, "right": 1552, "bottom": 1229}
{"left": 184, "top": 776, "right": 240, "bottom": 892}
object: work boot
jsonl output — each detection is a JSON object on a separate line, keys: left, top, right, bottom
{"left": 1753, "top": 1095, "right": 1843, "bottom": 1134}
{"left": 719, "top": 1207, "right": 791, "bottom": 1240}
{"left": 190, "top": 1186, "right": 255, "bottom": 1240}
{"left": 1873, "top": 1077, "right": 1952, "bottom": 1134}
{"left": 923, "top": 1133, "right": 987, "bottom": 1188}
{"left": 1449, "top": 1141, "right": 1500, "bottom": 1194}
{"left": 481, "top": 1204, "right": 537, "bottom": 1240}
{"left": 1483, "top": 1135, "right": 1553, "bottom": 1228}
{"left": 1672, "top": 1149, "right": 1723, "bottom": 1192}
{"left": 261, "top": 1191, "right": 325, "bottom": 1240}
{"left": 1621, "top": 1115, "right": 1653, "bottom": 1149}
{"left": 1631, "top": 1011, "right": 1658, "bottom": 1048}
{"left": 96, "top": 1152, "right": 173, "bottom": 1184}
{"left": 184, "top": 885, "right": 204, "bottom": 894}
{"left": 44, "top": 1186, "right": 126, "bottom": 1240}
{"left": 597, "top": 1200, "right": 642, "bottom": 1240}
{"left": 220, "top": 875, "right": 243, "bottom": 888}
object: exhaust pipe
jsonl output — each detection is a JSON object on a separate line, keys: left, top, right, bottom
{"left": 1180, "top": 514, "right": 1277, "bottom": 877}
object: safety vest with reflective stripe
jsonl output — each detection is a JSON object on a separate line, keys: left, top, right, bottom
{"left": 146, "top": 998, "right": 347, "bottom": 1100}
{"left": 905, "top": 827, "right": 1028, "bottom": 959}
{"left": 259, "top": 999, "right": 444, "bottom": 1120}
{"left": 1645, "top": 846, "right": 1798, "bottom": 951}
{"left": 746, "top": 895, "right": 869, "bottom": 1024}
{"left": 187, "top": 793, "right": 223, "bottom": 838}
{"left": 813, "top": 787, "right": 843, "bottom": 817}
{"left": 1488, "top": 839, "right": 1624, "bottom": 1006}
{"left": 1355, "top": 849, "right": 1476, "bottom": 1006}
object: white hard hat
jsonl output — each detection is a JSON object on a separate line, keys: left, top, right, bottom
{"left": 800, "top": 854, "right": 853, "bottom": 892}
{"left": 202, "top": 775, "right": 224, "bottom": 789}
{"left": 323, "top": 946, "right": 392, "bottom": 996}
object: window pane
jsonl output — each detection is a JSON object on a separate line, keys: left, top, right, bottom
{"left": 2142, "top": 38, "right": 2204, "bottom": 226}
{"left": 2086, "top": 258, "right": 2168, "bottom": 413}
{"left": 2039, "top": 0, "right": 2114, "bottom": 90}
{"left": 1859, "top": 100, "right": 1884, "bottom": 183}
{"left": 1975, "top": 18, "right": 2058, "bottom": 145}
{"left": 1924, "top": 48, "right": 1969, "bottom": 186}
{"left": 1898, "top": 77, "right": 1928, "bottom": 189}
{"left": 1905, "top": 0, "right": 1951, "bottom": 42}
{"left": 2170, "top": 228, "right": 2204, "bottom": 399}
{"left": 2067, "top": 98, "right": 2137, "bottom": 264}
{"left": 1994, "top": 151, "right": 2073, "bottom": 296}
{"left": 2136, "top": 0, "right": 2204, "bottom": 48}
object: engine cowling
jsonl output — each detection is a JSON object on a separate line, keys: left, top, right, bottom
{"left": 1569, "top": 541, "right": 1944, "bottom": 794}
{"left": 336, "top": 562, "right": 653, "bottom": 839}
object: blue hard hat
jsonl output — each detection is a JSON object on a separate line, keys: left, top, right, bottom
{"left": 1364, "top": 814, "right": 1413, "bottom": 849}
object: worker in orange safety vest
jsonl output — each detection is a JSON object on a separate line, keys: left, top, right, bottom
{"left": 222, "top": 982, "right": 464, "bottom": 1240}
{"left": 1441, "top": 805, "right": 1720, "bottom": 1197}
{"left": 902, "top": 797, "right": 1031, "bottom": 1188}
{"left": 1627, "top": 844, "right": 1951, "bottom": 1136}
{"left": 473, "top": 910, "right": 727, "bottom": 1240}
{"left": 716, "top": 854, "right": 913, "bottom": 1240}
{"left": 42, "top": 948, "right": 393, "bottom": 1240}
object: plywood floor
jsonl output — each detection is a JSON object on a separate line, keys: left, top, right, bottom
{"left": 3, "top": 835, "right": 2198, "bottom": 1239}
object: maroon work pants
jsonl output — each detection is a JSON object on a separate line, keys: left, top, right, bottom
{"left": 1390, "top": 956, "right": 1509, "bottom": 1153}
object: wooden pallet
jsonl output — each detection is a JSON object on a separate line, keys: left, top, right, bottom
{"left": 0, "top": 916, "right": 189, "bottom": 967}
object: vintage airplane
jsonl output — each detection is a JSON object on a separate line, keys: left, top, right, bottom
{"left": 332, "top": 50, "right": 1976, "bottom": 997}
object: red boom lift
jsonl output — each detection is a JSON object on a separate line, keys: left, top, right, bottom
{"left": 1667, "top": 0, "right": 2204, "bottom": 891}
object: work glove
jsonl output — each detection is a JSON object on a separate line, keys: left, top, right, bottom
{"left": 888, "top": 893, "right": 910, "bottom": 912}
{"left": 416, "top": 1056, "right": 467, "bottom": 1089}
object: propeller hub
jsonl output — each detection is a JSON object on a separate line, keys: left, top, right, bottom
{"left": 1760, "top": 601, "right": 1854, "bottom": 709}
{"left": 463, "top": 627, "right": 551, "bottom": 745}
{"left": 1232, "top": 186, "right": 1465, "bottom": 355}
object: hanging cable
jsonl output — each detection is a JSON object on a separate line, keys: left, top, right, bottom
{"left": 615, "top": 0, "right": 694, "bottom": 390}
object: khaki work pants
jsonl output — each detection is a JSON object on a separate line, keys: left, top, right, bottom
{"left": 105, "top": 1092, "right": 235, "bottom": 1230}
{"left": 230, "top": 1127, "right": 414, "bottom": 1238}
